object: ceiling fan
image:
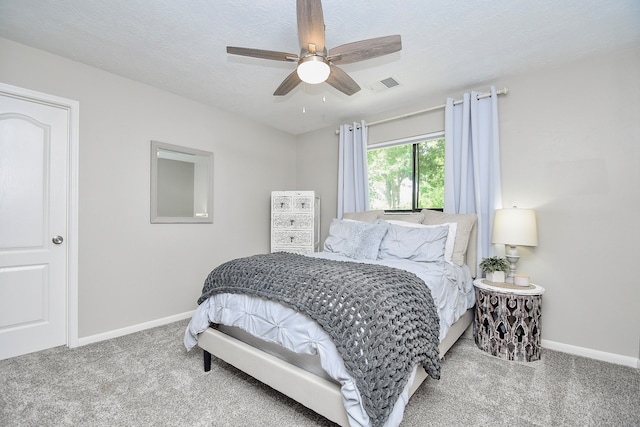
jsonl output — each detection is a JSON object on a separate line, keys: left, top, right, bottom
{"left": 226, "top": 0, "right": 402, "bottom": 96}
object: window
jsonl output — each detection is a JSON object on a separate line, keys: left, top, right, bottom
{"left": 367, "top": 132, "right": 444, "bottom": 211}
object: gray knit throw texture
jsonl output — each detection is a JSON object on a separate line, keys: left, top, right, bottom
{"left": 197, "top": 252, "right": 441, "bottom": 426}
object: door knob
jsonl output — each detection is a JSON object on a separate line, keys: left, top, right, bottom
{"left": 52, "top": 236, "right": 64, "bottom": 245}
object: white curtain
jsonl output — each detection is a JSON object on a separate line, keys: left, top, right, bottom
{"left": 337, "top": 120, "right": 369, "bottom": 219}
{"left": 444, "top": 86, "right": 503, "bottom": 269}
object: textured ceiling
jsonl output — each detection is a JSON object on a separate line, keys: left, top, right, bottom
{"left": 1, "top": 0, "right": 639, "bottom": 135}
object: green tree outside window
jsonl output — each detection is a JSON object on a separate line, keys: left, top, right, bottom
{"left": 367, "top": 136, "right": 444, "bottom": 211}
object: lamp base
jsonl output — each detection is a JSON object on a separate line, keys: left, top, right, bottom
{"left": 505, "top": 245, "right": 520, "bottom": 284}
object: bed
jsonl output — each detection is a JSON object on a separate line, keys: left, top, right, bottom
{"left": 184, "top": 209, "right": 478, "bottom": 427}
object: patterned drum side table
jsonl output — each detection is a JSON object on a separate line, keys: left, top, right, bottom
{"left": 473, "top": 279, "right": 545, "bottom": 362}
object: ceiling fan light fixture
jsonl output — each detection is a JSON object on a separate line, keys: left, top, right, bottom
{"left": 226, "top": 0, "right": 402, "bottom": 96}
{"left": 297, "top": 56, "right": 330, "bottom": 84}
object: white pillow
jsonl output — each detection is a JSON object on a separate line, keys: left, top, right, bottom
{"left": 379, "top": 222, "right": 449, "bottom": 262}
{"left": 385, "top": 220, "right": 457, "bottom": 264}
{"left": 343, "top": 220, "right": 390, "bottom": 260}
{"left": 323, "top": 218, "right": 360, "bottom": 253}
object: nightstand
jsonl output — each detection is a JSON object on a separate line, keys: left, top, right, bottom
{"left": 473, "top": 279, "right": 545, "bottom": 362}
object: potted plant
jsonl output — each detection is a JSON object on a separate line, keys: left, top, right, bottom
{"left": 479, "top": 256, "right": 509, "bottom": 283}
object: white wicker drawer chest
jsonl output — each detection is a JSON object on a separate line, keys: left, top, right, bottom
{"left": 270, "top": 191, "right": 320, "bottom": 254}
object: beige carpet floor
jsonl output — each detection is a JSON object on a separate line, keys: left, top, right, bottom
{"left": 1, "top": 319, "right": 639, "bottom": 426}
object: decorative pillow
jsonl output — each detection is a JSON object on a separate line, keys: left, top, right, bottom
{"left": 323, "top": 218, "right": 359, "bottom": 253}
{"left": 385, "top": 220, "right": 458, "bottom": 264}
{"left": 421, "top": 209, "right": 477, "bottom": 266}
{"left": 343, "top": 220, "right": 390, "bottom": 260}
{"left": 378, "top": 212, "right": 425, "bottom": 223}
{"left": 379, "top": 222, "right": 449, "bottom": 262}
{"left": 342, "top": 210, "right": 384, "bottom": 223}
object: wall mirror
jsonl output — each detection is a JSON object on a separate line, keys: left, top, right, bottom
{"left": 150, "top": 141, "right": 213, "bottom": 223}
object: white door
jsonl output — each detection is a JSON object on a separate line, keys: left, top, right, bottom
{"left": 0, "top": 87, "right": 71, "bottom": 360}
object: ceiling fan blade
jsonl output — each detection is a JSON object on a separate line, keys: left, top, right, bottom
{"left": 226, "top": 46, "right": 298, "bottom": 62}
{"left": 326, "top": 65, "right": 361, "bottom": 96}
{"left": 328, "top": 35, "right": 402, "bottom": 65}
{"left": 273, "top": 70, "right": 302, "bottom": 96}
{"left": 297, "top": 0, "right": 325, "bottom": 53}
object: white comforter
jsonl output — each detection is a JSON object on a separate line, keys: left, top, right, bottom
{"left": 185, "top": 252, "right": 474, "bottom": 427}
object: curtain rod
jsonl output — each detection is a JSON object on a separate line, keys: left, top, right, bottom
{"left": 335, "top": 87, "right": 508, "bottom": 134}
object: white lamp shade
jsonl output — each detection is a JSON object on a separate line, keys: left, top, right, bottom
{"left": 492, "top": 208, "right": 538, "bottom": 247}
{"left": 297, "top": 56, "right": 330, "bottom": 84}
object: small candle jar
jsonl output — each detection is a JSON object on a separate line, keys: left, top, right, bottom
{"left": 513, "top": 274, "right": 530, "bottom": 287}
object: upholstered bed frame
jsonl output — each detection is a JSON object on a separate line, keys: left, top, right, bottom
{"left": 199, "top": 309, "right": 473, "bottom": 426}
{"left": 196, "top": 214, "right": 478, "bottom": 426}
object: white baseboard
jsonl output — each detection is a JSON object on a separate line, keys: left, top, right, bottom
{"left": 73, "top": 313, "right": 640, "bottom": 370}
{"left": 541, "top": 339, "right": 640, "bottom": 369}
{"left": 75, "top": 310, "right": 195, "bottom": 348}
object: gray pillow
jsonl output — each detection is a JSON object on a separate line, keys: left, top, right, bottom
{"left": 379, "top": 223, "right": 449, "bottom": 262}
{"left": 343, "top": 220, "right": 390, "bottom": 260}
{"left": 421, "top": 209, "right": 477, "bottom": 266}
{"left": 378, "top": 212, "right": 425, "bottom": 223}
{"left": 342, "top": 210, "right": 384, "bottom": 223}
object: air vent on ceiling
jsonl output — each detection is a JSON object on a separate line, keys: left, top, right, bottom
{"left": 366, "top": 77, "right": 401, "bottom": 93}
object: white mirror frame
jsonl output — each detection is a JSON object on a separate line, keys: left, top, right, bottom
{"left": 150, "top": 140, "right": 213, "bottom": 224}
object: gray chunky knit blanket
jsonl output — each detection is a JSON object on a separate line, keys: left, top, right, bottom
{"left": 197, "top": 252, "right": 440, "bottom": 426}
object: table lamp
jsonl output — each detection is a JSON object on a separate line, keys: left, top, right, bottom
{"left": 492, "top": 207, "right": 538, "bottom": 284}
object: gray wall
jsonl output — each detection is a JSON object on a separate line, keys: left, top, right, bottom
{"left": 0, "top": 38, "right": 297, "bottom": 338}
{"left": 297, "top": 46, "right": 640, "bottom": 361}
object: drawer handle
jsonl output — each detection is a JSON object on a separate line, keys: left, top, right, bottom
{"left": 301, "top": 202, "right": 306, "bottom": 208}
{"left": 290, "top": 236, "right": 294, "bottom": 243}
{"left": 280, "top": 202, "right": 284, "bottom": 208}
{"left": 290, "top": 219, "right": 295, "bottom": 226}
